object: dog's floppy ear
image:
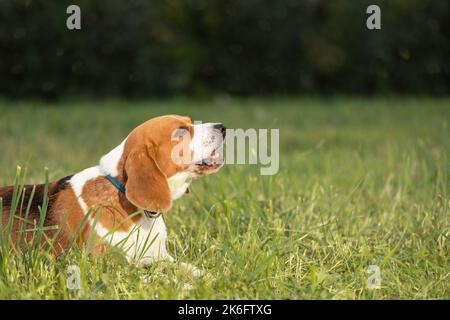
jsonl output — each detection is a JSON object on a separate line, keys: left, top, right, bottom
{"left": 124, "top": 143, "right": 172, "bottom": 213}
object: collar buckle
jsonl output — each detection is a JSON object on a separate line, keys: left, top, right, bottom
{"left": 144, "top": 210, "right": 162, "bottom": 219}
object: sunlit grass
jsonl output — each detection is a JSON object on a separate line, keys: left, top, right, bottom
{"left": 0, "top": 97, "right": 449, "bottom": 299}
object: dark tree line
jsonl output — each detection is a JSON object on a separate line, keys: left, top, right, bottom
{"left": 0, "top": 0, "right": 448, "bottom": 99}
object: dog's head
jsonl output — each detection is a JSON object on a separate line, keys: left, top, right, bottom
{"left": 108, "top": 115, "right": 225, "bottom": 213}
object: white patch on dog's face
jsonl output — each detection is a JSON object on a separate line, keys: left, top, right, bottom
{"left": 166, "top": 122, "right": 226, "bottom": 202}
{"left": 190, "top": 123, "right": 225, "bottom": 167}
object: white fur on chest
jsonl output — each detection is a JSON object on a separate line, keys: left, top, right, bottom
{"left": 69, "top": 166, "right": 170, "bottom": 264}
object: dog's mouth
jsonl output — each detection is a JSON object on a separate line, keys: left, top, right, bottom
{"left": 194, "top": 149, "right": 224, "bottom": 170}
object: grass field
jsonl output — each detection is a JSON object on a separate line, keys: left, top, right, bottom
{"left": 0, "top": 97, "right": 449, "bottom": 299}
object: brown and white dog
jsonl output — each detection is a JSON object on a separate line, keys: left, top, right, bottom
{"left": 0, "top": 115, "right": 225, "bottom": 270}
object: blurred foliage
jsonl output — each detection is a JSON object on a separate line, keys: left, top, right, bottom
{"left": 0, "top": 0, "right": 448, "bottom": 98}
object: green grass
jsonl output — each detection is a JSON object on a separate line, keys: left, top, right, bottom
{"left": 0, "top": 97, "right": 449, "bottom": 299}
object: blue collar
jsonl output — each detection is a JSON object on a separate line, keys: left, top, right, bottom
{"left": 105, "top": 174, "right": 126, "bottom": 194}
{"left": 104, "top": 174, "right": 161, "bottom": 219}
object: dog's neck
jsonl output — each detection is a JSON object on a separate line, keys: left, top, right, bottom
{"left": 97, "top": 138, "right": 146, "bottom": 217}
{"left": 99, "top": 138, "right": 127, "bottom": 179}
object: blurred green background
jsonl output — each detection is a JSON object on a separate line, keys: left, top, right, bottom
{"left": 1, "top": 0, "right": 449, "bottom": 99}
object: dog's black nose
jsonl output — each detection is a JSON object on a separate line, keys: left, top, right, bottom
{"left": 213, "top": 123, "right": 226, "bottom": 138}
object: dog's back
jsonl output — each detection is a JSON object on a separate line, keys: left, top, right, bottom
{"left": 0, "top": 176, "right": 73, "bottom": 246}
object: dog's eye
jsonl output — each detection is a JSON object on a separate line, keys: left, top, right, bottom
{"left": 172, "top": 127, "right": 189, "bottom": 139}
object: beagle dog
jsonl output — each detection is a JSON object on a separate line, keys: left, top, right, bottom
{"left": 0, "top": 115, "right": 225, "bottom": 268}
